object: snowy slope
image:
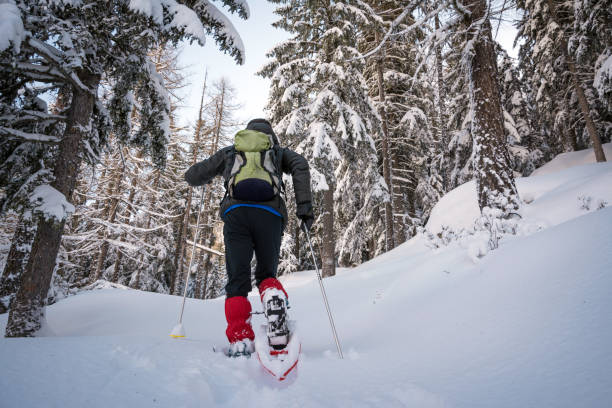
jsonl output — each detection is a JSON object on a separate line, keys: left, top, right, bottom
{"left": 1, "top": 154, "right": 611, "bottom": 407}
{"left": 427, "top": 149, "right": 612, "bottom": 234}
{"left": 531, "top": 142, "right": 612, "bottom": 176}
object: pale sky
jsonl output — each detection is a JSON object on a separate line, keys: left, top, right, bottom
{"left": 175, "top": 2, "right": 519, "bottom": 132}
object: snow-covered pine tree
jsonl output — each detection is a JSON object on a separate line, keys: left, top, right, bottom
{"left": 127, "top": 45, "right": 191, "bottom": 294}
{"left": 360, "top": 0, "right": 430, "bottom": 246}
{"left": 573, "top": 0, "right": 611, "bottom": 118}
{"left": 55, "top": 45, "right": 190, "bottom": 296}
{"left": 569, "top": 0, "right": 612, "bottom": 146}
{"left": 454, "top": 0, "right": 520, "bottom": 213}
{"left": 405, "top": 2, "right": 451, "bottom": 224}
{"left": 434, "top": 13, "right": 450, "bottom": 189}
{"left": 105, "top": 148, "right": 144, "bottom": 286}
{"left": 445, "top": 34, "right": 475, "bottom": 189}
{"left": 401, "top": 48, "right": 440, "bottom": 226}
{"left": 137, "top": 44, "right": 192, "bottom": 291}
{"left": 364, "top": 2, "right": 449, "bottom": 226}
{"left": 358, "top": 0, "right": 398, "bottom": 251}
{"left": 261, "top": 0, "right": 388, "bottom": 272}
{"left": 59, "top": 147, "right": 120, "bottom": 288}
{"left": 516, "top": 16, "right": 574, "bottom": 156}
{"left": 376, "top": 2, "right": 522, "bottom": 214}
{"left": 1, "top": 0, "right": 247, "bottom": 337}
{"left": 260, "top": 0, "right": 337, "bottom": 276}
{"left": 0, "top": 71, "right": 65, "bottom": 309}
{"left": 497, "top": 47, "right": 543, "bottom": 176}
{"left": 369, "top": 1, "right": 524, "bottom": 215}
{"left": 0, "top": 212, "right": 27, "bottom": 314}
{"left": 276, "top": 169, "right": 303, "bottom": 274}
{"left": 516, "top": 0, "right": 608, "bottom": 162}
{"left": 91, "top": 147, "right": 126, "bottom": 283}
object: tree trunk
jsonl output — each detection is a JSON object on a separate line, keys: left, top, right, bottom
{"left": 464, "top": 0, "right": 520, "bottom": 212}
{"left": 569, "top": 60, "right": 606, "bottom": 161}
{"left": 111, "top": 251, "right": 123, "bottom": 284}
{"left": 131, "top": 170, "right": 161, "bottom": 289}
{"left": 321, "top": 186, "right": 335, "bottom": 278}
{"left": 435, "top": 14, "right": 449, "bottom": 190}
{"left": 174, "top": 192, "right": 196, "bottom": 296}
{"left": 93, "top": 157, "right": 109, "bottom": 212}
{"left": 6, "top": 72, "right": 100, "bottom": 337}
{"left": 112, "top": 163, "right": 138, "bottom": 284}
{"left": 171, "top": 209, "right": 185, "bottom": 292}
{"left": 194, "top": 253, "right": 204, "bottom": 299}
{"left": 375, "top": 43, "right": 395, "bottom": 252}
{"left": 390, "top": 153, "right": 407, "bottom": 244}
{"left": 201, "top": 266, "right": 210, "bottom": 299}
{"left": 546, "top": 0, "right": 606, "bottom": 162}
{"left": 566, "top": 122, "right": 578, "bottom": 152}
{"left": 0, "top": 215, "right": 36, "bottom": 314}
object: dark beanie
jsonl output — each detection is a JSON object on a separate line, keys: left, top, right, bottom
{"left": 247, "top": 118, "right": 274, "bottom": 135}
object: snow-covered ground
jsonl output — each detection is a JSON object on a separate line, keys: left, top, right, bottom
{"left": 1, "top": 148, "right": 611, "bottom": 407}
{"left": 531, "top": 142, "right": 612, "bottom": 176}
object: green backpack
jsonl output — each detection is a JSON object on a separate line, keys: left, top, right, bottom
{"left": 228, "top": 130, "right": 283, "bottom": 202}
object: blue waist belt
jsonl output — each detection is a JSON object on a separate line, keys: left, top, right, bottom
{"left": 224, "top": 204, "right": 282, "bottom": 218}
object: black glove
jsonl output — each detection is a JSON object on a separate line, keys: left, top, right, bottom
{"left": 296, "top": 202, "right": 314, "bottom": 232}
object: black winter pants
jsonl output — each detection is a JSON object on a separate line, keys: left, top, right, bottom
{"left": 223, "top": 207, "right": 283, "bottom": 297}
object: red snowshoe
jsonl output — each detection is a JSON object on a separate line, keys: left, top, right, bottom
{"left": 255, "top": 289, "right": 301, "bottom": 381}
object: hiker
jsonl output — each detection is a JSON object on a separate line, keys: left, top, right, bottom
{"left": 184, "top": 118, "right": 313, "bottom": 356}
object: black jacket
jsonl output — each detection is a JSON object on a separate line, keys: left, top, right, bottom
{"left": 184, "top": 144, "right": 312, "bottom": 228}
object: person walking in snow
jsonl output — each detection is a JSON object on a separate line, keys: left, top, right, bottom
{"left": 185, "top": 118, "right": 313, "bottom": 357}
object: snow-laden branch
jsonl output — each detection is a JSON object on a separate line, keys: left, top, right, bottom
{"left": 0, "top": 126, "right": 60, "bottom": 143}
{"left": 120, "top": 198, "right": 183, "bottom": 219}
{"left": 27, "top": 38, "right": 63, "bottom": 64}
{"left": 128, "top": 0, "right": 246, "bottom": 64}
{"left": 92, "top": 217, "right": 172, "bottom": 234}
{"left": 62, "top": 229, "right": 105, "bottom": 242}
{"left": 129, "top": 0, "right": 204, "bottom": 42}
{"left": 0, "top": 110, "right": 66, "bottom": 124}
{"left": 185, "top": 239, "right": 224, "bottom": 257}
{"left": 0, "top": 61, "right": 65, "bottom": 83}
{"left": 105, "top": 238, "right": 144, "bottom": 252}
{"left": 116, "top": 247, "right": 156, "bottom": 266}
{"left": 27, "top": 38, "right": 93, "bottom": 93}
{"left": 451, "top": 0, "right": 472, "bottom": 19}
{"left": 357, "top": 1, "right": 450, "bottom": 61}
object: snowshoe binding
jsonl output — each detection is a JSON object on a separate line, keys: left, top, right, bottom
{"left": 263, "top": 290, "right": 290, "bottom": 350}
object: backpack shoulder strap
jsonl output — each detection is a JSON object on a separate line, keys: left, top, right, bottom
{"left": 224, "top": 147, "right": 247, "bottom": 198}
{"left": 274, "top": 145, "right": 286, "bottom": 195}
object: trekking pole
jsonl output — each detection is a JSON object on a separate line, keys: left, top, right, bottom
{"left": 170, "top": 184, "right": 206, "bottom": 338}
{"left": 304, "top": 226, "right": 344, "bottom": 359}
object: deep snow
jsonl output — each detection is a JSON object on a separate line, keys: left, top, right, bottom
{"left": 1, "top": 149, "right": 611, "bottom": 407}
